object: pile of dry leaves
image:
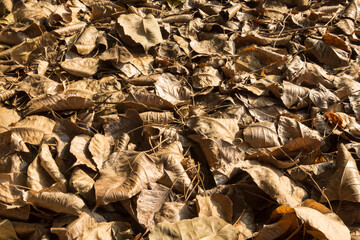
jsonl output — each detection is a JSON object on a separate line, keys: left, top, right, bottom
{"left": 0, "top": 0, "right": 360, "bottom": 239}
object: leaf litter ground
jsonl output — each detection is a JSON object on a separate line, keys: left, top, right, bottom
{"left": 0, "top": 0, "right": 360, "bottom": 239}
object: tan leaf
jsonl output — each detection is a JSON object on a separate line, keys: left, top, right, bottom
{"left": 196, "top": 193, "right": 233, "bottom": 223}
{"left": 11, "top": 32, "right": 57, "bottom": 65}
{"left": 39, "top": 143, "right": 66, "bottom": 184}
{"left": 95, "top": 152, "right": 163, "bottom": 205}
{"left": 0, "top": 203, "right": 30, "bottom": 221}
{"left": 53, "top": 211, "right": 106, "bottom": 240}
{"left": 243, "top": 121, "right": 280, "bottom": 148}
{"left": 295, "top": 204, "right": 350, "bottom": 240}
{"left": 322, "top": 144, "right": 360, "bottom": 202}
{"left": 154, "top": 202, "right": 195, "bottom": 224}
{"left": 269, "top": 81, "right": 310, "bottom": 110}
{"left": 156, "top": 141, "right": 192, "bottom": 193}
{"left": 277, "top": 116, "right": 322, "bottom": 144}
{"left": 69, "top": 167, "right": 94, "bottom": 201}
{"left": 235, "top": 45, "right": 286, "bottom": 73}
{"left": 239, "top": 160, "right": 307, "bottom": 207}
{"left": 99, "top": 45, "right": 133, "bottom": 63}
{"left": 287, "top": 161, "right": 334, "bottom": 181}
{"left": 117, "top": 13, "right": 162, "bottom": 51}
{"left": 70, "top": 135, "right": 97, "bottom": 171}
{"left": 60, "top": 58, "right": 99, "bottom": 77}
{"left": 122, "top": 87, "right": 174, "bottom": 111}
{"left": 192, "top": 66, "right": 222, "bottom": 89}
{"left": 74, "top": 26, "right": 98, "bottom": 55}
{"left": 0, "top": 105, "right": 20, "bottom": 127}
{"left": 247, "top": 137, "right": 322, "bottom": 168}
{"left": 309, "top": 84, "right": 340, "bottom": 109}
{"left": 149, "top": 216, "right": 240, "bottom": 240}
{"left": 27, "top": 191, "right": 86, "bottom": 216}
{"left": 7, "top": 115, "right": 55, "bottom": 145}
{"left": 25, "top": 92, "right": 94, "bottom": 115}
{"left": 138, "top": 111, "right": 175, "bottom": 125}
{"left": 0, "top": 219, "right": 19, "bottom": 240}
{"left": 305, "top": 37, "right": 350, "bottom": 67}
{"left": 123, "top": 183, "right": 170, "bottom": 229}
{"left": 154, "top": 73, "right": 192, "bottom": 105}
{"left": 27, "top": 156, "right": 55, "bottom": 192}
{"left": 187, "top": 116, "right": 239, "bottom": 143}
{"left": 190, "top": 136, "right": 245, "bottom": 185}
{"left": 88, "top": 134, "right": 110, "bottom": 170}
{"left": 0, "top": 172, "right": 26, "bottom": 207}
{"left": 77, "top": 222, "right": 132, "bottom": 240}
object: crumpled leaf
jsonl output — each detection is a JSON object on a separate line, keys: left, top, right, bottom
{"left": 149, "top": 216, "right": 240, "bottom": 240}
{"left": 69, "top": 167, "right": 94, "bottom": 201}
{"left": 6, "top": 115, "right": 55, "bottom": 145}
{"left": 243, "top": 121, "right": 280, "bottom": 148}
{"left": 156, "top": 141, "right": 192, "bottom": 193}
{"left": 0, "top": 219, "right": 19, "bottom": 240}
{"left": 27, "top": 191, "right": 86, "bottom": 216}
{"left": 77, "top": 221, "right": 132, "bottom": 240}
{"left": 117, "top": 14, "right": 162, "bottom": 52}
{"left": 88, "top": 134, "right": 110, "bottom": 170}
{"left": 322, "top": 144, "right": 360, "bottom": 202}
{"left": 60, "top": 58, "right": 99, "bottom": 77}
{"left": 190, "top": 135, "right": 245, "bottom": 185}
{"left": 74, "top": 26, "right": 98, "bottom": 55}
{"left": 305, "top": 36, "right": 350, "bottom": 67}
{"left": 154, "top": 73, "right": 192, "bottom": 105}
{"left": 239, "top": 160, "right": 308, "bottom": 207}
{"left": 25, "top": 91, "right": 94, "bottom": 115}
{"left": 70, "top": 135, "right": 97, "bottom": 171}
{"left": 95, "top": 152, "right": 163, "bottom": 205}
{"left": 187, "top": 116, "right": 239, "bottom": 143}
{"left": 196, "top": 193, "right": 233, "bottom": 223}
{"left": 192, "top": 66, "right": 223, "bottom": 89}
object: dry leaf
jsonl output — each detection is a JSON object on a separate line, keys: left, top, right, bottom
{"left": 117, "top": 14, "right": 162, "bottom": 51}
{"left": 27, "top": 191, "right": 86, "bottom": 216}
{"left": 196, "top": 193, "right": 233, "bottom": 223}
{"left": 95, "top": 152, "right": 163, "bottom": 205}
{"left": 322, "top": 144, "right": 360, "bottom": 202}
{"left": 243, "top": 121, "right": 280, "bottom": 148}
{"left": 149, "top": 216, "right": 240, "bottom": 240}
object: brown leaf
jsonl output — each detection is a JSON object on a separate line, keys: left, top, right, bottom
{"left": 190, "top": 135, "right": 245, "bottom": 185}
{"left": 74, "top": 26, "right": 98, "bottom": 55}
{"left": 187, "top": 116, "right": 239, "bottom": 143}
{"left": 88, "top": 134, "right": 110, "bottom": 170}
{"left": 196, "top": 193, "right": 233, "bottom": 223}
{"left": 95, "top": 152, "right": 163, "bottom": 205}
{"left": 69, "top": 167, "right": 94, "bottom": 201}
{"left": 7, "top": 115, "right": 55, "bottom": 145}
{"left": 192, "top": 66, "right": 222, "bottom": 89}
{"left": 277, "top": 116, "right": 322, "bottom": 144}
{"left": 0, "top": 219, "right": 19, "bottom": 240}
{"left": 70, "top": 135, "right": 97, "bottom": 171}
{"left": 154, "top": 73, "right": 192, "bottom": 105}
{"left": 243, "top": 121, "right": 281, "bottom": 148}
{"left": 77, "top": 221, "right": 132, "bottom": 240}
{"left": 60, "top": 58, "right": 99, "bottom": 77}
{"left": 25, "top": 91, "right": 94, "bottom": 115}
{"left": 322, "top": 144, "right": 360, "bottom": 202}
{"left": 156, "top": 141, "right": 192, "bottom": 193}
{"left": 149, "top": 216, "right": 240, "bottom": 240}
{"left": 239, "top": 160, "right": 308, "bottom": 207}
{"left": 117, "top": 14, "right": 162, "bottom": 52}
{"left": 305, "top": 37, "right": 350, "bottom": 67}
{"left": 27, "top": 191, "right": 86, "bottom": 216}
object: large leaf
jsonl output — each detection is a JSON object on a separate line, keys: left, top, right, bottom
{"left": 149, "top": 216, "right": 240, "bottom": 240}
{"left": 95, "top": 152, "right": 163, "bottom": 205}
{"left": 322, "top": 144, "right": 360, "bottom": 202}
{"left": 117, "top": 13, "right": 162, "bottom": 51}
